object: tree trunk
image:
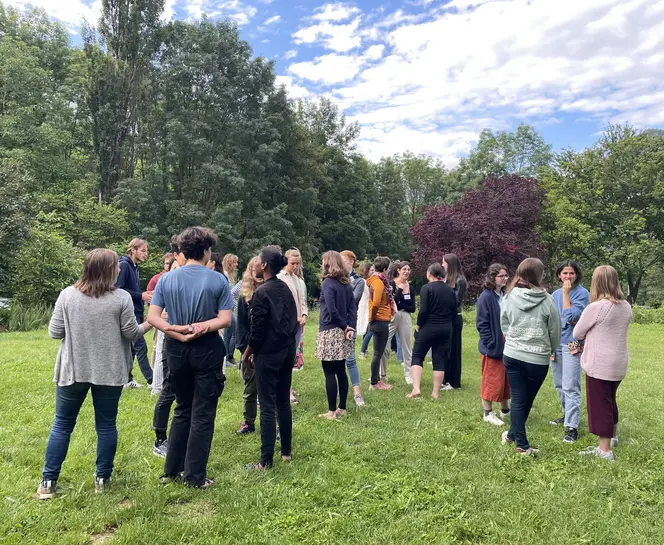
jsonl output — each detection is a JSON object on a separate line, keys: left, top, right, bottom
{"left": 626, "top": 269, "right": 643, "bottom": 305}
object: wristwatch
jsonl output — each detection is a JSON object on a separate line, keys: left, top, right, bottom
{"left": 187, "top": 324, "right": 194, "bottom": 334}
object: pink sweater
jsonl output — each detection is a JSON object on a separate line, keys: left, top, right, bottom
{"left": 573, "top": 300, "right": 632, "bottom": 381}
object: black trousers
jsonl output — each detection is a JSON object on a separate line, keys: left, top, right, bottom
{"left": 322, "top": 360, "right": 349, "bottom": 411}
{"left": 153, "top": 355, "right": 175, "bottom": 435}
{"left": 369, "top": 320, "right": 390, "bottom": 385}
{"left": 412, "top": 322, "right": 452, "bottom": 371}
{"left": 444, "top": 314, "right": 463, "bottom": 388}
{"left": 504, "top": 355, "right": 549, "bottom": 450}
{"left": 255, "top": 345, "right": 295, "bottom": 467}
{"left": 163, "top": 333, "right": 225, "bottom": 486}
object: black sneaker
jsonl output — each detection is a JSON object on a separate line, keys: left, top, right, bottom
{"left": 94, "top": 474, "right": 111, "bottom": 494}
{"left": 152, "top": 439, "right": 168, "bottom": 458}
{"left": 563, "top": 427, "right": 579, "bottom": 443}
{"left": 549, "top": 416, "right": 564, "bottom": 425}
{"left": 37, "top": 479, "right": 57, "bottom": 500}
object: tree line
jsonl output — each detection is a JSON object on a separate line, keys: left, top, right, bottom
{"left": 1, "top": 0, "right": 663, "bottom": 309}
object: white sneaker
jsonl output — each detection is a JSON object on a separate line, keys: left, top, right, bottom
{"left": 123, "top": 380, "right": 142, "bottom": 389}
{"left": 359, "top": 352, "right": 366, "bottom": 360}
{"left": 483, "top": 412, "right": 505, "bottom": 426}
{"left": 441, "top": 383, "right": 454, "bottom": 391}
{"left": 579, "top": 446, "right": 615, "bottom": 461}
{"left": 404, "top": 375, "right": 413, "bottom": 385}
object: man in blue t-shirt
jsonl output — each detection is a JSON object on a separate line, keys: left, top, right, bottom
{"left": 148, "top": 226, "right": 233, "bottom": 489}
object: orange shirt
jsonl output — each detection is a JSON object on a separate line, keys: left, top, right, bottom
{"left": 367, "top": 275, "right": 392, "bottom": 322}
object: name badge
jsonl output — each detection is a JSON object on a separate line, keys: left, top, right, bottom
{"left": 404, "top": 294, "right": 411, "bottom": 300}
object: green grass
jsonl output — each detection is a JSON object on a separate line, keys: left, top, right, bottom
{"left": 1, "top": 318, "right": 664, "bottom": 544}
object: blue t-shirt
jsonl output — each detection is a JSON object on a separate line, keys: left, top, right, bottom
{"left": 152, "top": 265, "right": 234, "bottom": 325}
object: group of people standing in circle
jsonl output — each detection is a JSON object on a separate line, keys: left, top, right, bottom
{"left": 35, "top": 225, "right": 633, "bottom": 499}
{"left": 478, "top": 257, "right": 632, "bottom": 460}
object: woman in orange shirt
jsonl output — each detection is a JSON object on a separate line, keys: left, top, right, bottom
{"left": 366, "top": 256, "right": 395, "bottom": 391}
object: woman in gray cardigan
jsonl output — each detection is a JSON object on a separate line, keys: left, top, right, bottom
{"left": 38, "top": 249, "right": 151, "bottom": 499}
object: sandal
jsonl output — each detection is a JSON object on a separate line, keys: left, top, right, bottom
{"left": 290, "top": 391, "right": 300, "bottom": 405}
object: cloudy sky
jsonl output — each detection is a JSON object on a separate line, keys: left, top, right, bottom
{"left": 8, "top": 0, "right": 664, "bottom": 165}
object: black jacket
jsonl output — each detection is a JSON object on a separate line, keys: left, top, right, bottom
{"left": 237, "top": 296, "right": 251, "bottom": 353}
{"left": 392, "top": 281, "right": 416, "bottom": 313}
{"left": 115, "top": 255, "right": 143, "bottom": 318}
{"left": 248, "top": 277, "right": 298, "bottom": 354}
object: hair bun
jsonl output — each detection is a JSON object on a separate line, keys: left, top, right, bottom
{"left": 280, "top": 255, "right": 288, "bottom": 268}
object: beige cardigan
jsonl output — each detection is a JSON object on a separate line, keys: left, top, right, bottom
{"left": 277, "top": 271, "right": 308, "bottom": 319}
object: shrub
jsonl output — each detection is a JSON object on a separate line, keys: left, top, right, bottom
{"left": 5, "top": 302, "right": 52, "bottom": 332}
{"left": 631, "top": 305, "right": 664, "bottom": 325}
{"left": 11, "top": 215, "right": 84, "bottom": 307}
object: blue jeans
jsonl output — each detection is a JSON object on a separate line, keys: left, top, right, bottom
{"left": 42, "top": 383, "right": 123, "bottom": 480}
{"left": 551, "top": 344, "right": 582, "bottom": 429}
{"left": 360, "top": 330, "right": 373, "bottom": 354}
{"left": 345, "top": 332, "right": 361, "bottom": 387}
{"left": 223, "top": 312, "right": 237, "bottom": 361}
{"left": 130, "top": 334, "right": 153, "bottom": 384}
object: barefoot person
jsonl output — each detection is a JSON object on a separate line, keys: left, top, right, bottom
{"left": 315, "top": 251, "right": 357, "bottom": 419}
{"left": 148, "top": 227, "right": 233, "bottom": 488}
{"left": 235, "top": 256, "right": 263, "bottom": 435}
{"left": 38, "top": 249, "right": 152, "bottom": 499}
{"left": 476, "top": 264, "right": 511, "bottom": 426}
{"left": 575, "top": 266, "right": 632, "bottom": 461}
{"left": 408, "top": 263, "right": 457, "bottom": 399}
{"left": 500, "top": 258, "right": 561, "bottom": 457}
{"left": 550, "top": 259, "right": 589, "bottom": 443}
{"left": 243, "top": 246, "right": 298, "bottom": 470}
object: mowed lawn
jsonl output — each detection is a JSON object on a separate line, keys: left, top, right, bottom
{"left": 1, "top": 317, "right": 664, "bottom": 545}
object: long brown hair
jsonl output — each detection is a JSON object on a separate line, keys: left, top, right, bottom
{"left": 590, "top": 265, "right": 624, "bottom": 304}
{"left": 443, "top": 253, "right": 464, "bottom": 287}
{"left": 75, "top": 249, "right": 118, "bottom": 298}
{"left": 321, "top": 251, "right": 349, "bottom": 284}
{"left": 483, "top": 263, "right": 508, "bottom": 291}
{"left": 506, "top": 257, "right": 545, "bottom": 296}
{"left": 240, "top": 256, "right": 262, "bottom": 301}
{"left": 222, "top": 253, "right": 238, "bottom": 283}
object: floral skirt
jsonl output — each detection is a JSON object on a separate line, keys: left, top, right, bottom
{"left": 315, "top": 328, "right": 353, "bottom": 361}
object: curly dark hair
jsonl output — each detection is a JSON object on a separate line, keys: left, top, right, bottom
{"left": 260, "top": 245, "right": 288, "bottom": 274}
{"left": 177, "top": 227, "right": 217, "bottom": 261}
{"left": 483, "top": 263, "right": 508, "bottom": 291}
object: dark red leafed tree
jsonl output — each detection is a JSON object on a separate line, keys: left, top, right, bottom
{"left": 410, "top": 176, "right": 547, "bottom": 297}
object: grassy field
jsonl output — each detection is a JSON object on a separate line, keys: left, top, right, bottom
{"left": 1, "top": 317, "right": 664, "bottom": 545}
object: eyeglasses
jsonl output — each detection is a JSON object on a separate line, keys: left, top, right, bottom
{"left": 496, "top": 274, "right": 509, "bottom": 279}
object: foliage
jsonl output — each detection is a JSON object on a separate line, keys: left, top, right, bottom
{"left": 631, "top": 305, "right": 664, "bottom": 324}
{"left": 0, "top": 301, "right": 53, "bottom": 331}
{"left": 410, "top": 176, "right": 546, "bottom": 296}
{"left": 540, "top": 125, "right": 664, "bottom": 303}
{"left": 11, "top": 214, "right": 84, "bottom": 307}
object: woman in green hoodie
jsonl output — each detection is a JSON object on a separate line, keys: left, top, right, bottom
{"left": 500, "top": 258, "right": 561, "bottom": 456}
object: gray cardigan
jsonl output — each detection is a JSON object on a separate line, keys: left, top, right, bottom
{"left": 49, "top": 286, "right": 147, "bottom": 387}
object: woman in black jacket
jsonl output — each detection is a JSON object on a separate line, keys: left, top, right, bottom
{"left": 408, "top": 263, "right": 458, "bottom": 399}
{"left": 443, "top": 253, "right": 467, "bottom": 390}
{"left": 380, "top": 261, "right": 416, "bottom": 385}
{"left": 476, "top": 263, "right": 511, "bottom": 426}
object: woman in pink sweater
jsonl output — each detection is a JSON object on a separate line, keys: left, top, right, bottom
{"left": 573, "top": 266, "right": 632, "bottom": 461}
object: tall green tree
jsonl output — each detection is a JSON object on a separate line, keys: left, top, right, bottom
{"left": 541, "top": 125, "right": 664, "bottom": 303}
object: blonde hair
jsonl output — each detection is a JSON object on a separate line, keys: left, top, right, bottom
{"left": 321, "top": 251, "right": 349, "bottom": 284}
{"left": 240, "top": 256, "right": 262, "bottom": 301}
{"left": 75, "top": 249, "right": 118, "bottom": 298}
{"left": 222, "top": 254, "right": 238, "bottom": 284}
{"left": 285, "top": 248, "right": 304, "bottom": 279}
{"left": 590, "top": 265, "right": 624, "bottom": 304}
{"left": 126, "top": 238, "right": 148, "bottom": 256}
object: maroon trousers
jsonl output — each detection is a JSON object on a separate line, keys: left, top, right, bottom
{"left": 585, "top": 374, "right": 621, "bottom": 438}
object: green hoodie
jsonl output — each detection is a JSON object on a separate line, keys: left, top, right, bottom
{"left": 500, "top": 287, "right": 562, "bottom": 365}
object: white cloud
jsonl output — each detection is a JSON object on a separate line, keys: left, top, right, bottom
{"left": 162, "top": 0, "right": 177, "bottom": 21}
{"left": 288, "top": 53, "right": 364, "bottom": 84}
{"left": 276, "top": 75, "right": 313, "bottom": 100}
{"left": 284, "top": 49, "right": 298, "bottom": 60}
{"left": 185, "top": 0, "right": 257, "bottom": 25}
{"left": 4, "top": 0, "right": 101, "bottom": 26}
{"left": 264, "top": 15, "right": 281, "bottom": 25}
{"left": 294, "top": 0, "right": 664, "bottom": 162}
{"left": 293, "top": 17, "right": 362, "bottom": 52}
{"left": 312, "top": 2, "right": 361, "bottom": 22}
